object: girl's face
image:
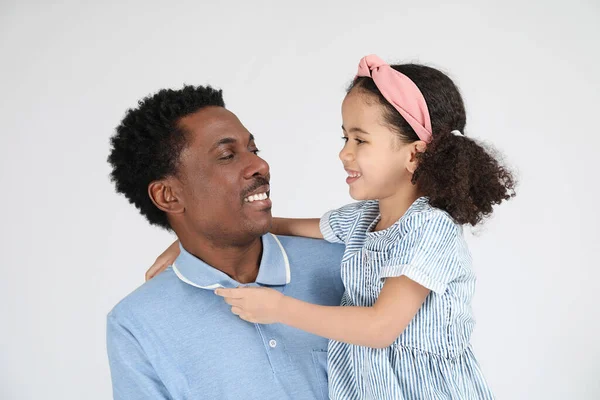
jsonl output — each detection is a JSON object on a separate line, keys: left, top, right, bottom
{"left": 340, "top": 89, "right": 421, "bottom": 201}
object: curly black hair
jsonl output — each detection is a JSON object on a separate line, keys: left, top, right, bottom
{"left": 108, "top": 85, "right": 225, "bottom": 230}
{"left": 350, "top": 64, "right": 516, "bottom": 226}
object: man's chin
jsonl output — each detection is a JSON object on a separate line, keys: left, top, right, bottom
{"left": 244, "top": 210, "right": 272, "bottom": 236}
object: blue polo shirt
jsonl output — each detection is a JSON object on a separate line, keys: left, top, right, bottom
{"left": 107, "top": 234, "right": 344, "bottom": 400}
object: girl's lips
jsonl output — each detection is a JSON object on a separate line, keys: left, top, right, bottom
{"left": 346, "top": 175, "right": 361, "bottom": 184}
{"left": 345, "top": 169, "right": 362, "bottom": 184}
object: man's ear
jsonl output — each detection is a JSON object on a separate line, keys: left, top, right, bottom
{"left": 406, "top": 141, "right": 427, "bottom": 174}
{"left": 148, "top": 177, "right": 185, "bottom": 215}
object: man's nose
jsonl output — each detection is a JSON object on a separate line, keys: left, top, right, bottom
{"left": 243, "top": 152, "right": 270, "bottom": 179}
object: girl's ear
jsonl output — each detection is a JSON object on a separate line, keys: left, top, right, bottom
{"left": 406, "top": 141, "right": 427, "bottom": 174}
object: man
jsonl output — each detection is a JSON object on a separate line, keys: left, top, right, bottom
{"left": 106, "top": 85, "right": 345, "bottom": 399}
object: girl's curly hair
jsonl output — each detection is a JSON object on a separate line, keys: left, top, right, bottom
{"left": 351, "top": 64, "right": 516, "bottom": 226}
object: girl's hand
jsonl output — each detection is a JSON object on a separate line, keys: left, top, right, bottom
{"left": 215, "top": 287, "right": 284, "bottom": 324}
{"left": 146, "top": 240, "right": 180, "bottom": 281}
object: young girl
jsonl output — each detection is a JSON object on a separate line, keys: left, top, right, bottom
{"left": 148, "top": 55, "right": 515, "bottom": 399}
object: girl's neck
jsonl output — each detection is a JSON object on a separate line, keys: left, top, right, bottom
{"left": 375, "top": 189, "right": 422, "bottom": 231}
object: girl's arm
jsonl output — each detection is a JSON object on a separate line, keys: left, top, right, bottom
{"left": 215, "top": 276, "right": 430, "bottom": 349}
{"left": 146, "top": 239, "right": 180, "bottom": 281}
{"left": 271, "top": 218, "right": 322, "bottom": 239}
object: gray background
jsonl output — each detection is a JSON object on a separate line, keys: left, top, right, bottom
{"left": 1, "top": 0, "right": 598, "bottom": 399}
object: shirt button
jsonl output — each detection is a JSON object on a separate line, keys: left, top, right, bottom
{"left": 269, "top": 339, "right": 277, "bottom": 348}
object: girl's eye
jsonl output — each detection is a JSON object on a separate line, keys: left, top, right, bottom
{"left": 341, "top": 136, "right": 365, "bottom": 144}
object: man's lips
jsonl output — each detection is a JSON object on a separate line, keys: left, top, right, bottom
{"left": 243, "top": 184, "right": 271, "bottom": 204}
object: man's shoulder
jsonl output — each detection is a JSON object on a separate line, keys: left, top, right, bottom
{"left": 274, "top": 235, "right": 344, "bottom": 273}
{"left": 108, "top": 268, "right": 186, "bottom": 322}
{"left": 274, "top": 235, "right": 344, "bottom": 257}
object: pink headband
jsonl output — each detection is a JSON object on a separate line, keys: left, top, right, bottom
{"left": 356, "top": 54, "right": 433, "bottom": 143}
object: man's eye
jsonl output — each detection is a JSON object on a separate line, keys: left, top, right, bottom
{"left": 251, "top": 149, "right": 260, "bottom": 155}
{"left": 219, "top": 154, "right": 234, "bottom": 160}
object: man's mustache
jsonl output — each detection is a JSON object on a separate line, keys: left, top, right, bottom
{"left": 242, "top": 176, "right": 270, "bottom": 198}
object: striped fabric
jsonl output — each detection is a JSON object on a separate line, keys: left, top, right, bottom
{"left": 319, "top": 197, "right": 494, "bottom": 399}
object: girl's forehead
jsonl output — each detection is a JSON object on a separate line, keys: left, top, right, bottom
{"left": 342, "top": 92, "right": 385, "bottom": 122}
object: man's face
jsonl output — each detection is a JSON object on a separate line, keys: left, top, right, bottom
{"left": 174, "top": 107, "right": 272, "bottom": 244}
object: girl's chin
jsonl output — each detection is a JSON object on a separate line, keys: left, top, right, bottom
{"left": 349, "top": 188, "right": 375, "bottom": 201}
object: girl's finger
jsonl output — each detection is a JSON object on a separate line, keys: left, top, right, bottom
{"left": 145, "top": 263, "right": 163, "bottom": 281}
{"left": 231, "top": 306, "right": 243, "bottom": 315}
{"left": 223, "top": 297, "right": 243, "bottom": 307}
{"left": 214, "top": 288, "right": 245, "bottom": 299}
{"left": 145, "top": 259, "right": 173, "bottom": 281}
{"left": 240, "top": 314, "right": 257, "bottom": 324}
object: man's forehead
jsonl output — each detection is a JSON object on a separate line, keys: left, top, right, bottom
{"left": 178, "top": 107, "right": 236, "bottom": 133}
{"left": 178, "top": 107, "right": 251, "bottom": 146}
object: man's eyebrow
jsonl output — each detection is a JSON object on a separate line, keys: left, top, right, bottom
{"left": 210, "top": 137, "right": 237, "bottom": 151}
{"left": 341, "top": 125, "right": 370, "bottom": 135}
{"left": 211, "top": 133, "right": 255, "bottom": 150}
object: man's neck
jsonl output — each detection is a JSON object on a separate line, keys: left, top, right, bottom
{"left": 179, "top": 235, "right": 263, "bottom": 284}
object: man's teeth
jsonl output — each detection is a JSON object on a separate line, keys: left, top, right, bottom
{"left": 244, "top": 192, "right": 269, "bottom": 202}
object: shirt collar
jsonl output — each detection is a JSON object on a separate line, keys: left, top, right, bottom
{"left": 366, "top": 196, "right": 430, "bottom": 238}
{"left": 172, "top": 233, "right": 291, "bottom": 290}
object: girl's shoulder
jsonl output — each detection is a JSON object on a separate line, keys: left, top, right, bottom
{"left": 321, "top": 201, "right": 380, "bottom": 246}
{"left": 328, "top": 200, "right": 380, "bottom": 224}
{"left": 396, "top": 197, "right": 460, "bottom": 237}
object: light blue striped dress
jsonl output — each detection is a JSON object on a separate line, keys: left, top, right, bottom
{"left": 319, "top": 197, "right": 494, "bottom": 400}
